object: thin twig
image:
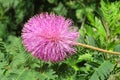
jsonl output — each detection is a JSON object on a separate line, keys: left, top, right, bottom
{"left": 74, "top": 42, "right": 120, "bottom": 55}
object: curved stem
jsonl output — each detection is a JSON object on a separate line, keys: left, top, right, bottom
{"left": 74, "top": 42, "right": 120, "bottom": 55}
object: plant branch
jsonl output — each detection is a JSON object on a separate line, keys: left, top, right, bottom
{"left": 74, "top": 42, "right": 120, "bottom": 55}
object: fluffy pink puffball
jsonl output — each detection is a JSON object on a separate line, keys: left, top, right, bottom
{"left": 22, "top": 13, "right": 79, "bottom": 62}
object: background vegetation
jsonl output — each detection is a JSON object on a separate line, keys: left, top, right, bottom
{"left": 0, "top": 0, "right": 120, "bottom": 80}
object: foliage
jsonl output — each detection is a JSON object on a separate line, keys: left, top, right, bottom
{"left": 89, "top": 61, "right": 114, "bottom": 80}
{"left": 0, "top": 0, "right": 120, "bottom": 80}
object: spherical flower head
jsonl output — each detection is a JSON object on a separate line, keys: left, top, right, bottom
{"left": 22, "top": 13, "right": 79, "bottom": 62}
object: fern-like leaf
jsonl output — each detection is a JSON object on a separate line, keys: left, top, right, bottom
{"left": 100, "top": 0, "right": 120, "bottom": 35}
{"left": 12, "top": 69, "right": 57, "bottom": 80}
{"left": 89, "top": 61, "right": 114, "bottom": 80}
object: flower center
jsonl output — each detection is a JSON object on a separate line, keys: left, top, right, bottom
{"left": 38, "top": 34, "right": 60, "bottom": 42}
{"left": 46, "top": 36, "right": 59, "bottom": 42}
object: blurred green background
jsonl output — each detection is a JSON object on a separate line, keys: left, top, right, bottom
{"left": 0, "top": 0, "right": 120, "bottom": 80}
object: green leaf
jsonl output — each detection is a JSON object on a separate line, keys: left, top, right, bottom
{"left": 100, "top": 0, "right": 120, "bottom": 36}
{"left": 114, "top": 44, "right": 120, "bottom": 52}
{"left": 47, "top": 0, "right": 56, "bottom": 4}
{"left": 15, "top": 69, "right": 36, "bottom": 80}
{"left": 40, "top": 69, "right": 58, "bottom": 80}
{"left": 15, "top": 1, "right": 34, "bottom": 23}
{"left": 89, "top": 61, "right": 114, "bottom": 80}
{"left": 53, "top": 2, "right": 67, "bottom": 16}
{"left": 78, "top": 54, "right": 93, "bottom": 62}
{"left": 0, "top": 0, "right": 20, "bottom": 10}
{"left": 85, "top": 25, "right": 94, "bottom": 36}
{"left": 94, "top": 17, "right": 106, "bottom": 38}
{"left": 14, "top": 69, "right": 58, "bottom": 80}
{"left": 87, "top": 12, "right": 94, "bottom": 25}
{"left": 87, "top": 36, "right": 97, "bottom": 47}
{"left": 0, "top": 22, "right": 7, "bottom": 38}
{"left": 66, "top": 1, "right": 80, "bottom": 9}
{"left": 76, "top": 9, "right": 84, "bottom": 19}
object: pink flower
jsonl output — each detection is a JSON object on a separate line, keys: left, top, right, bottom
{"left": 22, "top": 13, "right": 79, "bottom": 62}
